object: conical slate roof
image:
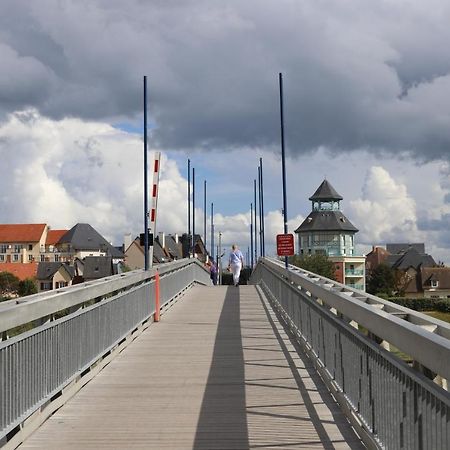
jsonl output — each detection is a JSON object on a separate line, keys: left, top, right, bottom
{"left": 294, "top": 211, "right": 358, "bottom": 233}
{"left": 309, "top": 180, "right": 343, "bottom": 201}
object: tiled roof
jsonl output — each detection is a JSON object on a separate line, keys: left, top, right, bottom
{"left": 46, "top": 230, "right": 68, "bottom": 246}
{"left": 421, "top": 267, "right": 450, "bottom": 290}
{"left": 0, "top": 262, "right": 38, "bottom": 280}
{"left": 37, "top": 262, "right": 74, "bottom": 280}
{"left": 83, "top": 256, "right": 113, "bottom": 279}
{"left": 386, "top": 243, "right": 426, "bottom": 254}
{"left": 0, "top": 224, "right": 47, "bottom": 243}
{"left": 295, "top": 211, "right": 358, "bottom": 233}
{"left": 309, "top": 180, "right": 343, "bottom": 201}
{"left": 386, "top": 247, "right": 436, "bottom": 271}
{"left": 59, "top": 223, "right": 123, "bottom": 258}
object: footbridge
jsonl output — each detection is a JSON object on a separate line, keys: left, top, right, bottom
{"left": 1, "top": 258, "right": 449, "bottom": 449}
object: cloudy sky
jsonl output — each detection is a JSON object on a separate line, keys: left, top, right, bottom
{"left": 1, "top": 0, "right": 450, "bottom": 263}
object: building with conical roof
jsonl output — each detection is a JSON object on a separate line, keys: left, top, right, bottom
{"left": 294, "top": 180, "right": 366, "bottom": 290}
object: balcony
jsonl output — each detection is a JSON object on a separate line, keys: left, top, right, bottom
{"left": 345, "top": 269, "right": 364, "bottom": 276}
{"left": 346, "top": 283, "right": 365, "bottom": 290}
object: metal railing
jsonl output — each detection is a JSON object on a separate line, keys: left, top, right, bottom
{"left": 0, "top": 258, "right": 210, "bottom": 445}
{"left": 251, "top": 258, "right": 450, "bottom": 450}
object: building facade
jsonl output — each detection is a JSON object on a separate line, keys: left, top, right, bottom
{"left": 294, "top": 180, "right": 366, "bottom": 290}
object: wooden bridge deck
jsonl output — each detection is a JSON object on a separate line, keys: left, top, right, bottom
{"left": 19, "top": 285, "right": 365, "bottom": 449}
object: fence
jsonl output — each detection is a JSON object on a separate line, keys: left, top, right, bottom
{"left": 0, "top": 258, "right": 210, "bottom": 447}
{"left": 251, "top": 258, "right": 450, "bottom": 450}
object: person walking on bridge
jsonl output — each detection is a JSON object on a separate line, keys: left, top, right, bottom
{"left": 228, "top": 244, "right": 244, "bottom": 286}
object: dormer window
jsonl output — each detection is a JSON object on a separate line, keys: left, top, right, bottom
{"left": 431, "top": 280, "right": 439, "bottom": 288}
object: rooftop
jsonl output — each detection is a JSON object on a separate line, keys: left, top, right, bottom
{"left": 0, "top": 224, "right": 47, "bottom": 243}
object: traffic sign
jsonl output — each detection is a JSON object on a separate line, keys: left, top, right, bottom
{"left": 276, "top": 233, "right": 294, "bottom": 256}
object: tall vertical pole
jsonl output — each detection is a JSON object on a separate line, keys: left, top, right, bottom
{"left": 260, "top": 157, "right": 265, "bottom": 257}
{"left": 218, "top": 232, "right": 222, "bottom": 285}
{"left": 279, "top": 73, "right": 289, "bottom": 268}
{"left": 250, "top": 203, "right": 254, "bottom": 268}
{"left": 254, "top": 179, "right": 257, "bottom": 264}
{"left": 143, "top": 76, "right": 149, "bottom": 270}
{"left": 192, "top": 167, "right": 195, "bottom": 255}
{"left": 188, "top": 159, "right": 191, "bottom": 245}
{"left": 210, "top": 202, "right": 214, "bottom": 261}
{"left": 258, "top": 165, "right": 263, "bottom": 257}
{"left": 204, "top": 180, "right": 207, "bottom": 255}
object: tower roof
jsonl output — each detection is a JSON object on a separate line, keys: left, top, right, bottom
{"left": 309, "top": 180, "right": 343, "bottom": 201}
{"left": 294, "top": 211, "right": 358, "bottom": 233}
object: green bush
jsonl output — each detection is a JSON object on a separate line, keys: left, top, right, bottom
{"left": 386, "top": 296, "right": 450, "bottom": 313}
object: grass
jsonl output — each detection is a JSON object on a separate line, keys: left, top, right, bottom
{"left": 423, "top": 310, "right": 450, "bottom": 324}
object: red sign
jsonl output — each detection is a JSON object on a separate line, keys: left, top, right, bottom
{"left": 276, "top": 233, "right": 294, "bottom": 256}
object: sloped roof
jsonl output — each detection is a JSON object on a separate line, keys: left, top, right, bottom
{"left": 83, "top": 256, "right": 113, "bottom": 279}
{"left": 164, "top": 235, "right": 183, "bottom": 259}
{"left": 0, "top": 224, "right": 47, "bottom": 243}
{"left": 46, "top": 230, "right": 68, "bottom": 246}
{"left": 421, "top": 267, "right": 450, "bottom": 289}
{"left": 309, "top": 180, "right": 343, "bottom": 201}
{"left": 387, "top": 247, "right": 436, "bottom": 271}
{"left": 295, "top": 211, "right": 358, "bottom": 233}
{"left": 130, "top": 237, "right": 169, "bottom": 263}
{"left": 59, "top": 223, "right": 123, "bottom": 258}
{"left": 37, "top": 262, "right": 74, "bottom": 280}
{"left": 386, "top": 243, "right": 425, "bottom": 255}
{"left": 0, "top": 262, "right": 38, "bottom": 280}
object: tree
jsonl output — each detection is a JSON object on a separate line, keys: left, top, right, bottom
{"left": 289, "top": 254, "right": 336, "bottom": 280}
{"left": 367, "top": 264, "right": 395, "bottom": 296}
{"left": 0, "top": 272, "right": 20, "bottom": 298}
{"left": 18, "top": 278, "right": 38, "bottom": 297}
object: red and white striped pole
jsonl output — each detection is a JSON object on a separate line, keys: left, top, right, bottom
{"left": 149, "top": 152, "right": 161, "bottom": 268}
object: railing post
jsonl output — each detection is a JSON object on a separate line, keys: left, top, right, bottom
{"left": 154, "top": 271, "right": 160, "bottom": 322}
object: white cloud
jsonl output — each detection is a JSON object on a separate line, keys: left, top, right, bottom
{"left": 348, "top": 166, "right": 422, "bottom": 244}
{"left": 0, "top": 109, "right": 301, "bottom": 253}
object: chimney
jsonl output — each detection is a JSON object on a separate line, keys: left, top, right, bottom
{"left": 158, "top": 232, "right": 165, "bottom": 249}
{"left": 174, "top": 233, "right": 179, "bottom": 244}
{"left": 124, "top": 234, "right": 132, "bottom": 252}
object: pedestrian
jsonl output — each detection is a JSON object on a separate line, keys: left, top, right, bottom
{"left": 209, "top": 260, "right": 218, "bottom": 285}
{"left": 228, "top": 244, "right": 244, "bottom": 286}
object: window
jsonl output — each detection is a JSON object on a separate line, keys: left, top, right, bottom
{"left": 40, "top": 282, "right": 52, "bottom": 291}
{"left": 13, "top": 254, "right": 19, "bottom": 262}
{"left": 0, "top": 244, "right": 7, "bottom": 253}
{"left": 28, "top": 255, "right": 34, "bottom": 262}
{"left": 312, "top": 233, "right": 339, "bottom": 246}
{"left": 54, "top": 254, "right": 60, "bottom": 262}
{"left": 431, "top": 280, "right": 439, "bottom": 288}
{"left": 40, "top": 254, "right": 45, "bottom": 262}
{"left": 55, "top": 282, "right": 67, "bottom": 289}
{"left": 14, "top": 244, "right": 23, "bottom": 253}
{"left": 0, "top": 255, "right": 4, "bottom": 262}
{"left": 28, "top": 244, "right": 33, "bottom": 251}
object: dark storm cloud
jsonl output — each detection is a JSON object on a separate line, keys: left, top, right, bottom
{"left": 2, "top": 0, "right": 450, "bottom": 160}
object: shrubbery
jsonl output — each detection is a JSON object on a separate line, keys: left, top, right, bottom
{"left": 385, "top": 296, "right": 450, "bottom": 313}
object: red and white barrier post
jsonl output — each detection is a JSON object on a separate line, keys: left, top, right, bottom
{"left": 149, "top": 152, "right": 161, "bottom": 268}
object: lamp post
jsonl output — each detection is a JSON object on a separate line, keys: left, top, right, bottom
{"left": 187, "top": 159, "right": 191, "bottom": 250}
{"left": 143, "top": 76, "right": 149, "bottom": 270}
{"left": 204, "top": 180, "right": 207, "bottom": 255}
{"left": 260, "top": 157, "right": 265, "bottom": 257}
{"left": 279, "top": 72, "right": 289, "bottom": 269}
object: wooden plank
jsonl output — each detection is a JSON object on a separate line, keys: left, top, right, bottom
{"left": 19, "top": 286, "right": 365, "bottom": 449}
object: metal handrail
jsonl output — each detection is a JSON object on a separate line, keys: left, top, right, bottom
{"left": 251, "top": 257, "right": 450, "bottom": 450}
{"left": 0, "top": 258, "right": 205, "bottom": 335}
{"left": 0, "top": 258, "right": 211, "bottom": 444}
